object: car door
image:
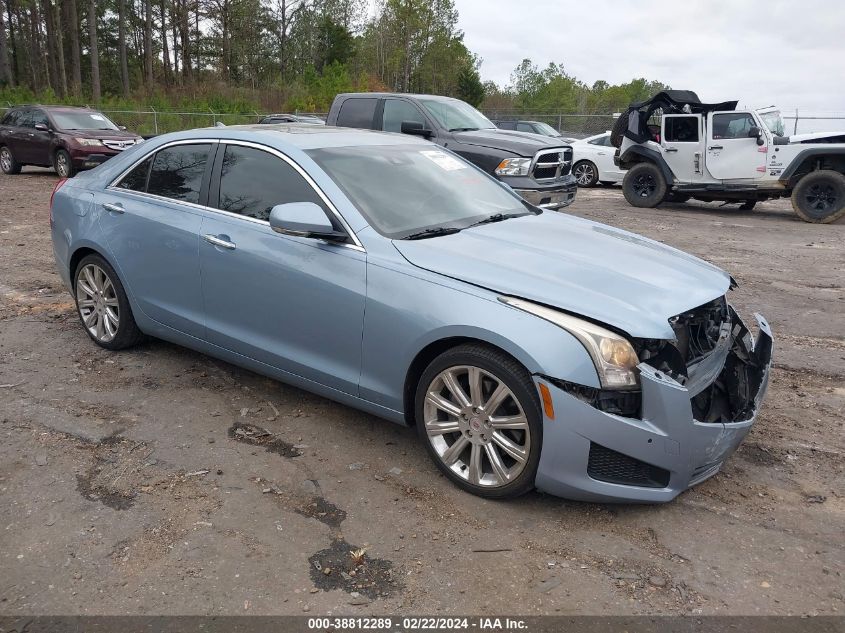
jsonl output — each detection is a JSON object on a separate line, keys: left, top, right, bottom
{"left": 591, "top": 134, "right": 624, "bottom": 180}
{"left": 661, "top": 114, "right": 704, "bottom": 183}
{"left": 379, "top": 98, "right": 429, "bottom": 135}
{"left": 96, "top": 141, "right": 213, "bottom": 338}
{"left": 705, "top": 111, "right": 767, "bottom": 180}
{"left": 11, "top": 110, "right": 38, "bottom": 163}
{"left": 27, "top": 109, "right": 54, "bottom": 166}
{"left": 198, "top": 141, "right": 366, "bottom": 395}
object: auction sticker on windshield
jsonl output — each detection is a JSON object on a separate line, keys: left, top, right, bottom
{"left": 420, "top": 150, "right": 466, "bottom": 171}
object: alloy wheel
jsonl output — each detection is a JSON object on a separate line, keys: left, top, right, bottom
{"left": 423, "top": 365, "right": 530, "bottom": 488}
{"left": 805, "top": 183, "right": 838, "bottom": 213}
{"left": 76, "top": 264, "right": 120, "bottom": 343}
{"left": 574, "top": 162, "right": 595, "bottom": 186}
{"left": 632, "top": 173, "right": 656, "bottom": 197}
{"left": 0, "top": 148, "right": 11, "bottom": 172}
{"left": 56, "top": 152, "right": 70, "bottom": 178}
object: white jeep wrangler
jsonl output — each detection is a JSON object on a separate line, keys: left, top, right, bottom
{"left": 612, "top": 90, "right": 845, "bottom": 223}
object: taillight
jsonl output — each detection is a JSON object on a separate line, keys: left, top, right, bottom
{"left": 49, "top": 178, "right": 68, "bottom": 226}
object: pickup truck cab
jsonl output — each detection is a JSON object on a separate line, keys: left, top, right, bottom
{"left": 327, "top": 93, "right": 577, "bottom": 210}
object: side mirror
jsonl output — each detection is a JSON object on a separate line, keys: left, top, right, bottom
{"left": 748, "top": 125, "right": 765, "bottom": 145}
{"left": 34, "top": 123, "right": 49, "bottom": 132}
{"left": 119, "top": 125, "right": 127, "bottom": 131}
{"left": 268, "top": 202, "right": 347, "bottom": 242}
{"left": 401, "top": 121, "right": 433, "bottom": 138}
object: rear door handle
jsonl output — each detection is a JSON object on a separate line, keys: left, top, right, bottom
{"left": 708, "top": 145, "right": 723, "bottom": 150}
{"left": 203, "top": 234, "right": 236, "bottom": 250}
{"left": 102, "top": 202, "right": 125, "bottom": 214}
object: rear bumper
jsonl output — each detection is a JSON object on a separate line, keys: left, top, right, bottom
{"left": 534, "top": 311, "right": 773, "bottom": 503}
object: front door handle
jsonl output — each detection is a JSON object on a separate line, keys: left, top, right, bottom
{"left": 203, "top": 234, "right": 236, "bottom": 250}
{"left": 708, "top": 145, "right": 723, "bottom": 150}
{"left": 664, "top": 147, "right": 678, "bottom": 153}
{"left": 102, "top": 202, "right": 124, "bottom": 214}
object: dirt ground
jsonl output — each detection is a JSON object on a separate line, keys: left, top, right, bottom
{"left": 1, "top": 168, "right": 843, "bottom": 617}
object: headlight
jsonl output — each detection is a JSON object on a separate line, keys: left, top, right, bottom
{"left": 495, "top": 157, "right": 531, "bottom": 176}
{"left": 500, "top": 296, "right": 640, "bottom": 389}
{"left": 75, "top": 138, "right": 103, "bottom": 146}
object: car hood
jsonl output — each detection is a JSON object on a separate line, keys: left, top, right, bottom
{"left": 788, "top": 130, "right": 845, "bottom": 143}
{"left": 453, "top": 128, "right": 570, "bottom": 157}
{"left": 392, "top": 213, "right": 731, "bottom": 340}
{"left": 62, "top": 129, "right": 141, "bottom": 141}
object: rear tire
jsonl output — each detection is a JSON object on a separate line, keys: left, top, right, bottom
{"left": 573, "top": 160, "right": 599, "bottom": 187}
{"left": 791, "top": 170, "right": 845, "bottom": 223}
{"left": 622, "top": 162, "right": 667, "bottom": 208}
{"left": 414, "top": 344, "right": 542, "bottom": 499}
{"left": 74, "top": 254, "right": 143, "bottom": 350}
{"left": 739, "top": 200, "right": 757, "bottom": 211}
{"left": 0, "top": 146, "right": 22, "bottom": 174}
{"left": 54, "top": 149, "right": 76, "bottom": 178}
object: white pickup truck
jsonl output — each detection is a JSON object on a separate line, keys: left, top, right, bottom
{"left": 612, "top": 90, "right": 845, "bottom": 223}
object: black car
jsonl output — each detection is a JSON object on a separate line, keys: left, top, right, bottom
{"left": 326, "top": 93, "right": 577, "bottom": 210}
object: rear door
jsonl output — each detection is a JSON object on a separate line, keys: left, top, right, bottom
{"left": 661, "top": 114, "right": 704, "bottom": 182}
{"left": 97, "top": 141, "right": 213, "bottom": 338}
{"left": 11, "top": 109, "right": 38, "bottom": 163}
{"left": 705, "top": 111, "right": 767, "bottom": 180}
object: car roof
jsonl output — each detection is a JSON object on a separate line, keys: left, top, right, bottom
{"left": 156, "top": 123, "right": 432, "bottom": 150}
{"left": 336, "top": 92, "right": 461, "bottom": 102}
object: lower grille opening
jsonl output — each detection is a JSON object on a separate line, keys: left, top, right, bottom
{"left": 587, "top": 443, "right": 670, "bottom": 488}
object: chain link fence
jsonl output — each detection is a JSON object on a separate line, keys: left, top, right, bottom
{"left": 2, "top": 103, "right": 843, "bottom": 137}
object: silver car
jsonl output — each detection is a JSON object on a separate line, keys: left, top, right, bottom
{"left": 50, "top": 124, "right": 773, "bottom": 502}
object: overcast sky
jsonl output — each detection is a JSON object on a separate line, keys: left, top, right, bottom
{"left": 457, "top": 0, "right": 845, "bottom": 114}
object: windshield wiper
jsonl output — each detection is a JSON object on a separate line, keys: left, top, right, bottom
{"left": 465, "top": 213, "right": 525, "bottom": 228}
{"left": 404, "top": 227, "right": 463, "bottom": 240}
{"left": 448, "top": 127, "right": 479, "bottom": 132}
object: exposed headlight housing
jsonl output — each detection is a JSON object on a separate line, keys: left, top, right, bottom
{"left": 495, "top": 157, "right": 531, "bottom": 176}
{"left": 500, "top": 296, "right": 640, "bottom": 389}
{"left": 75, "top": 138, "right": 103, "bottom": 146}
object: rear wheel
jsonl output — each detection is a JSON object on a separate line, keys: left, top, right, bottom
{"left": 791, "top": 170, "right": 845, "bottom": 223}
{"left": 622, "top": 162, "right": 667, "bottom": 208}
{"left": 573, "top": 160, "right": 599, "bottom": 187}
{"left": 74, "top": 254, "right": 143, "bottom": 350}
{"left": 0, "top": 146, "right": 22, "bottom": 174}
{"left": 54, "top": 149, "right": 76, "bottom": 178}
{"left": 415, "top": 344, "right": 542, "bottom": 499}
{"left": 739, "top": 200, "right": 757, "bottom": 211}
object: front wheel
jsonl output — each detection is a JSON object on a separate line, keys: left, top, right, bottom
{"left": 415, "top": 344, "right": 542, "bottom": 499}
{"left": 573, "top": 160, "right": 599, "bottom": 187}
{"left": 791, "top": 170, "right": 845, "bottom": 223}
{"left": 622, "top": 162, "right": 667, "bottom": 208}
{"left": 54, "top": 149, "right": 76, "bottom": 178}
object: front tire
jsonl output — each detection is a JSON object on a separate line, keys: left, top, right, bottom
{"left": 573, "top": 160, "right": 599, "bottom": 187}
{"left": 0, "top": 146, "right": 22, "bottom": 174}
{"left": 54, "top": 149, "right": 76, "bottom": 178}
{"left": 414, "top": 344, "right": 542, "bottom": 499}
{"left": 622, "top": 162, "right": 667, "bottom": 208}
{"left": 791, "top": 170, "right": 845, "bottom": 223}
{"left": 74, "top": 254, "right": 143, "bottom": 350}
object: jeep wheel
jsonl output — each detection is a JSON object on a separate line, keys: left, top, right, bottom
{"left": 739, "top": 200, "right": 757, "bottom": 211}
{"left": 791, "top": 170, "right": 845, "bottom": 223}
{"left": 622, "top": 162, "right": 667, "bottom": 208}
{"left": 573, "top": 161, "right": 599, "bottom": 187}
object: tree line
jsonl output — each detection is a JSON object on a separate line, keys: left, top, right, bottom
{"left": 0, "top": 0, "right": 667, "bottom": 114}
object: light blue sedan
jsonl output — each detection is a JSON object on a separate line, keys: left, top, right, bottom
{"left": 50, "top": 125, "right": 773, "bottom": 502}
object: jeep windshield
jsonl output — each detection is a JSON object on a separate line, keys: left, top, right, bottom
{"left": 758, "top": 110, "right": 785, "bottom": 136}
{"left": 307, "top": 144, "right": 530, "bottom": 239}
{"left": 50, "top": 111, "right": 120, "bottom": 131}
{"left": 419, "top": 98, "right": 497, "bottom": 132}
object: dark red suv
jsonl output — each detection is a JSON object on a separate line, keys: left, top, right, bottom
{"left": 0, "top": 105, "right": 143, "bottom": 178}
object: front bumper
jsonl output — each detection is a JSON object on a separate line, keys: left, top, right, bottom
{"left": 534, "top": 312, "right": 773, "bottom": 503}
{"left": 68, "top": 149, "right": 119, "bottom": 169}
{"left": 504, "top": 174, "right": 578, "bottom": 210}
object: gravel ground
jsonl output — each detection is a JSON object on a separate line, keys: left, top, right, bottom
{"left": 0, "top": 168, "right": 843, "bottom": 616}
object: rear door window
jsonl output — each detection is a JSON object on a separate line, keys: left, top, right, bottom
{"left": 1, "top": 110, "right": 22, "bottom": 126}
{"left": 664, "top": 116, "right": 699, "bottom": 142}
{"left": 336, "top": 98, "right": 378, "bottom": 129}
{"left": 147, "top": 144, "right": 211, "bottom": 204}
{"left": 216, "top": 144, "right": 330, "bottom": 222}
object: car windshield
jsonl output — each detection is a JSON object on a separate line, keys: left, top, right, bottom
{"left": 50, "top": 111, "right": 120, "bottom": 131}
{"left": 758, "top": 110, "right": 785, "bottom": 136}
{"left": 419, "top": 99, "right": 496, "bottom": 132}
{"left": 307, "top": 144, "right": 530, "bottom": 239}
{"left": 532, "top": 122, "right": 560, "bottom": 137}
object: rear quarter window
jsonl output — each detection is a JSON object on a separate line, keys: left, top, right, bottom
{"left": 336, "top": 98, "right": 378, "bottom": 129}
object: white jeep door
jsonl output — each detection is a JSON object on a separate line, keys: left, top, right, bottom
{"left": 705, "top": 111, "right": 768, "bottom": 180}
{"left": 661, "top": 114, "right": 704, "bottom": 183}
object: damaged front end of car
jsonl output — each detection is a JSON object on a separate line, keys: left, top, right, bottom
{"left": 533, "top": 298, "right": 773, "bottom": 503}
